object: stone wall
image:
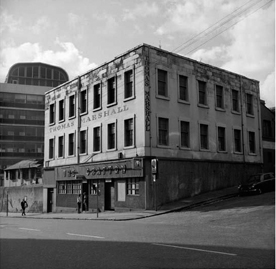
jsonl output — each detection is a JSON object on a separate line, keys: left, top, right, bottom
{"left": 0, "top": 185, "right": 43, "bottom": 213}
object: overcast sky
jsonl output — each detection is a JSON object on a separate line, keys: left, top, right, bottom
{"left": 0, "top": 0, "right": 275, "bottom": 107}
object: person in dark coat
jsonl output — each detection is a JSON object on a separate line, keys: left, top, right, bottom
{"left": 21, "top": 198, "right": 28, "bottom": 216}
{"left": 77, "top": 194, "right": 82, "bottom": 213}
{"left": 83, "top": 192, "right": 87, "bottom": 212}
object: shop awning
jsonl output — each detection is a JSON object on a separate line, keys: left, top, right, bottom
{"left": 5, "top": 159, "right": 43, "bottom": 171}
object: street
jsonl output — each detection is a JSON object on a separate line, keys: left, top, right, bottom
{"left": 1, "top": 192, "right": 275, "bottom": 269}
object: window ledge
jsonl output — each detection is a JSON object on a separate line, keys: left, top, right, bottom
{"left": 178, "top": 99, "right": 190, "bottom": 105}
{"left": 197, "top": 104, "right": 209, "bottom": 109}
{"left": 93, "top": 107, "right": 102, "bottom": 112}
{"left": 246, "top": 113, "right": 255, "bottom": 118}
{"left": 233, "top": 151, "right": 243, "bottom": 155}
{"left": 123, "top": 96, "right": 136, "bottom": 102}
{"left": 58, "top": 119, "right": 65, "bottom": 123}
{"left": 68, "top": 115, "right": 76, "bottom": 120}
{"left": 156, "top": 95, "right": 170, "bottom": 101}
{"left": 215, "top": 107, "right": 226, "bottom": 112}
{"left": 80, "top": 111, "right": 88, "bottom": 116}
{"left": 107, "top": 102, "right": 117, "bottom": 108}
{"left": 231, "top": 110, "right": 241, "bottom": 115}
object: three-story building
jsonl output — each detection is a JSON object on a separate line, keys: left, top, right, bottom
{"left": 43, "top": 44, "right": 262, "bottom": 213}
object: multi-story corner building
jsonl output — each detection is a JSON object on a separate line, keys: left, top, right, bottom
{"left": 260, "top": 100, "right": 275, "bottom": 172}
{"left": 0, "top": 62, "right": 69, "bottom": 187}
{"left": 43, "top": 44, "right": 262, "bottom": 213}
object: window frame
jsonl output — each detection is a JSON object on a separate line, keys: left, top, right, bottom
{"left": 80, "top": 88, "right": 88, "bottom": 115}
{"left": 68, "top": 94, "right": 76, "bottom": 119}
{"left": 246, "top": 93, "right": 254, "bottom": 116}
{"left": 127, "top": 178, "right": 139, "bottom": 196}
{"left": 49, "top": 138, "right": 55, "bottom": 159}
{"left": 124, "top": 68, "right": 135, "bottom": 101}
{"left": 49, "top": 102, "right": 55, "bottom": 125}
{"left": 180, "top": 120, "right": 190, "bottom": 149}
{"left": 199, "top": 123, "right": 209, "bottom": 150}
{"left": 248, "top": 131, "right": 256, "bottom": 154}
{"left": 107, "top": 121, "right": 117, "bottom": 151}
{"left": 93, "top": 83, "right": 102, "bottom": 111}
{"left": 79, "top": 129, "right": 87, "bottom": 155}
{"left": 107, "top": 76, "right": 117, "bottom": 107}
{"left": 93, "top": 125, "right": 101, "bottom": 153}
{"left": 68, "top": 132, "right": 75, "bottom": 156}
{"left": 231, "top": 89, "right": 240, "bottom": 113}
{"left": 58, "top": 135, "right": 64, "bottom": 158}
{"left": 158, "top": 117, "right": 169, "bottom": 147}
{"left": 58, "top": 99, "right": 65, "bottom": 122}
{"left": 217, "top": 126, "right": 226, "bottom": 152}
{"left": 198, "top": 80, "right": 208, "bottom": 107}
{"left": 178, "top": 74, "right": 189, "bottom": 103}
{"left": 124, "top": 117, "right": 135, "bottom": 148}
{"left": 233, "top": 128, "right": 242, "bottom": 153}
{"left": 157, "top": 69, "right": 168, "bottom": 98}
{"left": 215, "top": 85, "right": 225, "bottom": 110}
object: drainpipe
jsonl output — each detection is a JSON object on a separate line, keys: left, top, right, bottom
{"left": 239, "top": 76, "right": 246, "bottom": 164}
{"left": 256, "top": 83, "right": 263, "bottom": 171}
{"left": 77, "top": 76, "right": 81, "bottom": 165}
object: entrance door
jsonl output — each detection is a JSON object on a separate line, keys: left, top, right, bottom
{"left": 105, "top": 182, "right": 115, "bottom": 210}
{"left": 47, "top": 188, "right": 54, "bottom": 213}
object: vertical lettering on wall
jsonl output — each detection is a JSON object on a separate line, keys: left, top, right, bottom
{"left": 144, "top": 53, "right": 151, "bottom": 131}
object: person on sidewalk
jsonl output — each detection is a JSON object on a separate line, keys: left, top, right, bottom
{"left": 77, "top": 194, "right": 82, "bottom": 213}
{"left": 21, "top": 197, "right": 28, "bottom": 216}
{"left": 83, "top": 192, "right": 87, "bottom": 212}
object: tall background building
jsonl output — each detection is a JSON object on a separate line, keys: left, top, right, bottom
{"left": 0, "top": 62, "right": 69, "bottom": 186}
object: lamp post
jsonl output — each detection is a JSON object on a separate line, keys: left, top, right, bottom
{"left": 6, "top": 191, "right": 8, "bottom": 216}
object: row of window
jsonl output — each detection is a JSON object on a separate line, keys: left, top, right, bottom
{"left": 158, "top": 69, "right": 255, "bottom": 115}
{"left": 49, "top": 68, "right": 255, "bottom": 125}
{"left": 49, "top": 116, "right": 257, "bottom": 160}
{"left": 0, "top": 93, "right": 44, "bottom": 105}
{"left": 0, "top": 126, "right": 44, "bottom": 138}
{"left": 49, "top": 118, "right": 134, "bottom": 159}
{"left": 160, "top": 118, "right": 256, "bottom": 154}
{"left": 10, "top": 66, "right": 67, "bottom": 81}
{"left": 0, "top": 143, "right": 43, "bottom": 153}
{"left": 57, "top": 179, "right": 139, "bottom": 196}
{"left": 49, "top": 69, "right": 134, "bottom": 125}
{"left": 0, "top": 109, "right": 44, "bottom": 121}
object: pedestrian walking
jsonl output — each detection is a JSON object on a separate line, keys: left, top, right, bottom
{"left": 77, "top": 194, "right": 82, "bottom": 213}
{"left": 21, "top": 197, "right": 28, "bottom": 216}
{"left": 83, "top": 192, "right": 87, "bottom": 212}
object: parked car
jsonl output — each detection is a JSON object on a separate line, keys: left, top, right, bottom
{"left": 238, "top": 173, "right": 275, "bottom": 195}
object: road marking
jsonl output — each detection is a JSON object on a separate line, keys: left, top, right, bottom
{"left": 19, "top": 228, "right": 40, "bottom": 232}
{"left": 67, "top": 233, "right": 105, "bottom": 239}
{"left": 153, "top": 243, "right": 237, "bottom": 256}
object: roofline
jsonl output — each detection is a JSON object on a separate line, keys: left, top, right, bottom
{"left": 5, "top": 62, "right": 69, "bottom": 83}
{"left": 45, "top": 43, "right": 259, "bottom": 95}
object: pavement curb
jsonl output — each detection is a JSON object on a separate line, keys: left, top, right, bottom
{"left": 0, "top": 192, "right": 238, "bottom": 221}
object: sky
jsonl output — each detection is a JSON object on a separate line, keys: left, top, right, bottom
{"left": 0, "top": 0, "right": 275, "bottom": 107}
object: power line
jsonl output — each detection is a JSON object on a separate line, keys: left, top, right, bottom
{"left": 172, "top": 0, "right": 255, "bottom": 53}
{"left": 184, "top": 0, "right": 273, "bottom": 56}
{"left": 172, "top": 0, "right": 273, "bottom": 55}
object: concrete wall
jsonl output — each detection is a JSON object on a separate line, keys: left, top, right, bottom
{"left": 0, "top": 185, "right": 43, "bottom": 213}
{"left": 146, "top": 159, "right": 262, "bottom": 209}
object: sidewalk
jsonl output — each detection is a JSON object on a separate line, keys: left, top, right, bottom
{"left": 0, "top": 186, "right": 238, "bottom": 221}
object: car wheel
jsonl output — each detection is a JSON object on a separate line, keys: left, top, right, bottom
{"left": 257, "top": 188, "right": 262, "bottom": 194}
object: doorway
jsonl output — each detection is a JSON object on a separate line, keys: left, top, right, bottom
{"left": 47, "top": 188, "right": 54, "bottom": 213}
{"left": 105, "top": 181, "right": 115, "bottom": 210}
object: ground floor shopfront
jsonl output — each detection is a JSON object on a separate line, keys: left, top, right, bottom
{"left": 43, "top": 158, "right": 262, "bottom": 213}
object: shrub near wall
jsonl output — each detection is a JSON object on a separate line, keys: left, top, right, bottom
{"left": 0, "top": 185, "right": 43, "bottom": 213}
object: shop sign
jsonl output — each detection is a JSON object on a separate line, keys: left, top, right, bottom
{"left": 86, "top": 165, "right": 127, "bottom": 176}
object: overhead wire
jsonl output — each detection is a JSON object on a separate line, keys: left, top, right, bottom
{"left": 172, "top": 0, "right": 273, "bottom": 55}
{"left": 184, "top": 0, "right": 274, "bottom": 56}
